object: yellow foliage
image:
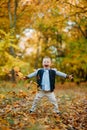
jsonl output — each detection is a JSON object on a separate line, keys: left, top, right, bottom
{"left": 0, "top": 94, "right": 5, "bottom": 100}
{"left": 0, "top": 29, "right": 26, "bottom": 77}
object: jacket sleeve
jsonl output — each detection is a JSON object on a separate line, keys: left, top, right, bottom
{"left": 53, "top": 69, "right": 67, "bottom": 78}
{"left": 27, "top": 69, "right": 39, "bottom": 78}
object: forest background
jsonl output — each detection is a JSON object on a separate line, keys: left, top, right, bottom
{"left": 0, "top": 0, "right": 87, "bottom": 83}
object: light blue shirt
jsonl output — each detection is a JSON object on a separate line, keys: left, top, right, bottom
{"left": 27, "top": 68, "right": 67, "bottom": 91}
{"left": 41, "top": 69, "right": 50, "bottom": 91}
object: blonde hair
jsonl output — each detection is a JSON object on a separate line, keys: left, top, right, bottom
{"left": 43, "top": 56, "right": 51, "bottom": 60}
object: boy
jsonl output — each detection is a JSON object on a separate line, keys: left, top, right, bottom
{"left": 24, "top": 56, "right": 73, "bottom": 114}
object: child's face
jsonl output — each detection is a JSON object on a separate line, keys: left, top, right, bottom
{"left": 42, "top": 58, "right": 51, "bottom": 68}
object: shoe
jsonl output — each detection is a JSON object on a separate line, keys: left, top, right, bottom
{"left": 56, "top": 112, "right": 61, "bottom": 115}
{"left": 29, "top": 110, "right": 33, "bottom": 113}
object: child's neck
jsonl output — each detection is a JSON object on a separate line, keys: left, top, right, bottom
{"left": 43, "top": 67, "right": 50, "bottom": 69}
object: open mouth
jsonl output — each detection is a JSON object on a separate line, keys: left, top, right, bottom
{"left": 44, "top": 65, "right": 49, "bottom": 67}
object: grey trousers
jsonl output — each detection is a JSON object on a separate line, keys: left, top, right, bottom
{"left": 30, "top": 90, "right": 59, "bottom": 113}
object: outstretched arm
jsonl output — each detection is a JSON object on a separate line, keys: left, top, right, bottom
{"left": 55, "top": 69, "right": 67, "bottom": 78}
{"left": 55, "top": 69, "right": 73, "bottom": 80}
{"left": 23, "top": 69, "right": 39, "bottom": 80}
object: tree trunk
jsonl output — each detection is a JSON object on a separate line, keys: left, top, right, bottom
{"left": 14, "top": 0, "right": 18, "bottom": 31}
{"left": 34, "top": 41, "right": 40, "bottom": 69}
{"left": 8, "top": 0, "right": 13, "bottom": 29}
{"left": 8, "top": 0, "right": 18, "bottom": 81}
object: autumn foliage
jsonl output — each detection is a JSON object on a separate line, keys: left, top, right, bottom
{"left": 0, "top": 0, "right": 87, "bottom": 82}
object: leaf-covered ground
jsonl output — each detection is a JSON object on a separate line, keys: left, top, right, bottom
{"left": 0, "top": 81, "right": 87, "bottom": 130}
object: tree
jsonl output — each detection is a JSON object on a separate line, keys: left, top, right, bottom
{"left": 0, "top": 0, "right": 87, "bottom": 81}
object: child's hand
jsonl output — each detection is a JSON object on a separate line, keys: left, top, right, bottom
{"left": 23, "top": 76, "right": 29, "bottom": 80}
{"left": 66, "top": 74, "right": 73, "bottom": 80}
{"left": 68, "top": 74, "right": 73, "bottom": 80}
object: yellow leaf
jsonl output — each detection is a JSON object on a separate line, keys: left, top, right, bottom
{"left": 0, "top": 126, "right": 10, "bottom": 130}
{"left": 0, "top": 94, "right": 5, "bottom": 99}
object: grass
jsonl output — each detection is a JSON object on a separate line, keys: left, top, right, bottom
{"left": 0, "top": 81, "right": 27, "bottom": 95}
{"left": 0, "top": 81, "right": 87, "bottom": 101}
